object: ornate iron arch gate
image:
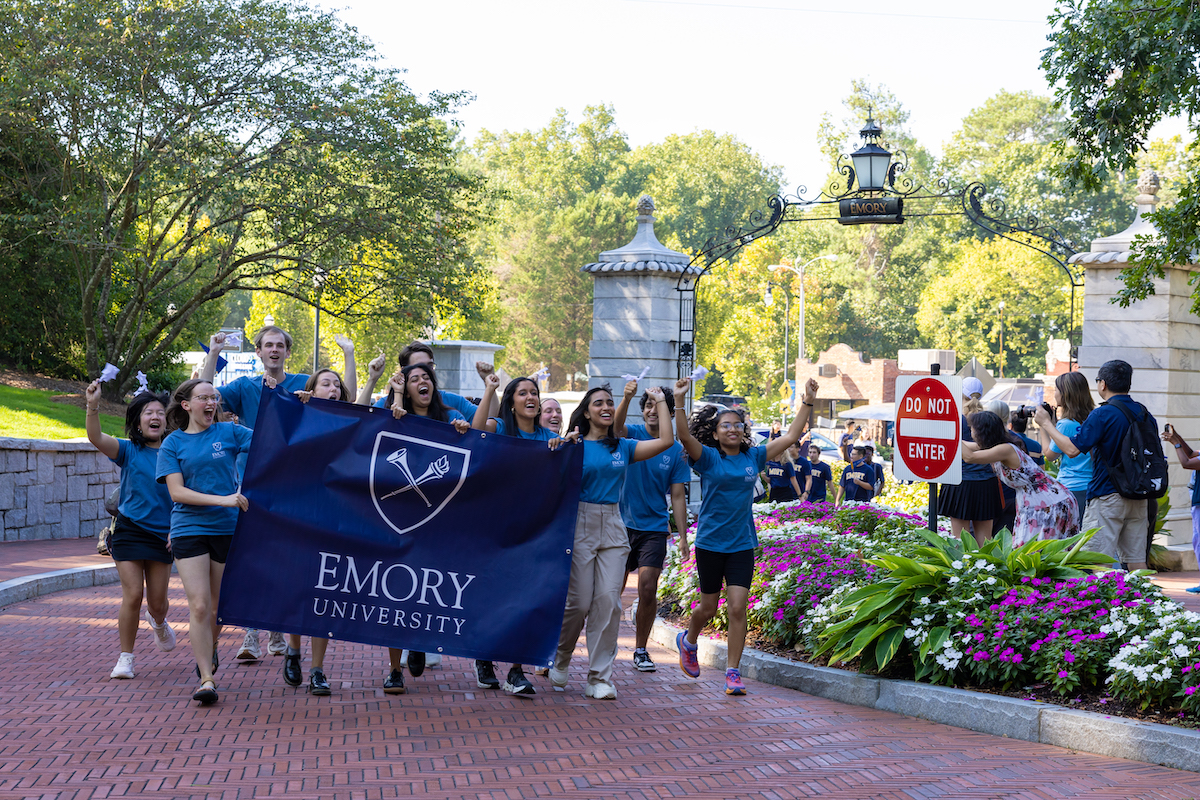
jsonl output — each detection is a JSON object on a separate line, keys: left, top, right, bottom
{"left": 676, "top": 115, "right": 1083, "bottom": 386}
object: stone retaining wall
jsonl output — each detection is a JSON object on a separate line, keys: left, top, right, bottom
{"left": 0, "top": 438, "right": 117, "bottom": 541}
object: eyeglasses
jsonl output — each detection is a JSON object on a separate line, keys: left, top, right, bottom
{"left": 718, "top": 422, "right": 746, "bottom": 431}
{"left": 188, "top": 394, "right": 220, "bottom": 403}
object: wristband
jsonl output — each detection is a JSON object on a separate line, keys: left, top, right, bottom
{"left": 802, "top": 401, "right": 814, "bottom": 407}
{"left": 1176, "top": 443, "right": 1185, "bottom": 449}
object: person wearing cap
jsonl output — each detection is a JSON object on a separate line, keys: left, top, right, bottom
{"left": 937, "top": 377, "right": 1001, "bottom": 541}
{"left": 862, "top": 441, "right": 885, "bottom": 495}
{"left": 836, "top": 443, "right": 875, "bottom": 505}
{"left": 839, "top": 421, "right": 859, "bottom": 463}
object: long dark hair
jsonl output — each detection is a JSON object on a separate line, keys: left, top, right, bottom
{"left": 689, "top": 405, "right": 750, "bottom": 455}
{"left": 126, "top": 391, "right": 170, "bottom": 447}
{"left": 1055, "top": 371, "right": 1094, "bottom": 424}
{"left": 498, "top": 377, "right": 540, "bottom": 436}
{"left": 304, "top": 369, "right": 349, "bottom": 402}
{"left": 967, "top": 411, "right": 1008, "bottom": 451}
{"left": 567, "top": 385, "right": 619, "bottom": 451}
{"left": 166, "top": 378, "right": 208, "bottom": 431}
{"left": 400, "top": 363, "right": 450, "bottom": 422}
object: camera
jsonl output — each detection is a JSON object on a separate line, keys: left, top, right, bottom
{"left": 1014, "top": 403, "right": 1054, "bottom": 421}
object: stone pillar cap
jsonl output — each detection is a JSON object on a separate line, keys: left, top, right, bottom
{"left": 580, "top": 194, "right": 700, "bottom": 275}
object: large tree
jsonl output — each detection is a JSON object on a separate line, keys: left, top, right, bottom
{"left": 0, "top": 0, "right": 486, "bottom": 396}
{"left": 1042, "top": 0, "right": 1200, "bottom": 308}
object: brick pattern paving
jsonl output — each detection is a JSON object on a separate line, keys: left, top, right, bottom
{"left": 6, "top": 579, "right": 1200, "bottom": 799}
{"left": 0, "top": 537, "right": 107, "bottom": 582}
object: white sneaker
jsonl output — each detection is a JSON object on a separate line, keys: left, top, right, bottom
{"left": 144, "top": 611, "right": 176, "bottom": 652}
{"left": 236, "top": 629, "right": 262, "bottom": 661}
{"left": 548, "top": 666, "right": 569, "bottom": 688}
{"left": 267, "top": 631, "right": 287, "bottom": 656}
{"left": 584, "top": 681, "right": 617, "bottom": 700}
{"left": 110, "top": 652, "right": 134, "bottom": 679}
{"left": 425, "top": 653, "right": 442, "bottom": 668}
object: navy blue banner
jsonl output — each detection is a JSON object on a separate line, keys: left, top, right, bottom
{"left": 217, "top": 388, "right": 582, "bottom": 667}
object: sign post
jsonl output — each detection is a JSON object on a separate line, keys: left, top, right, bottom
{"left": 893, "top": 366, "right": 963, "bottom": 531}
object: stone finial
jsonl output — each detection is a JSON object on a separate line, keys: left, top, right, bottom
{"left": 1135, "top": 170, "right": 1160, "bottom": 207}
{"left": 636, "top": 195, "right": 655, "bottom": 216}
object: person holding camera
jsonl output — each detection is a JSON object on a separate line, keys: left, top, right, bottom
{"left": 962, "top": 411, "right": 1079, "bottom": 545}
{"left": 1037, "top": 371, "right": 1094, "bottom": 526}
{"left": 1009, "top": 410, "right": 1044, "bottom": 465}
{"left": 1162, "top": 424, "right": 1200, "bottom": 593}
{"left": 1033, "top": 360, "right": 1154, "bottom": 570}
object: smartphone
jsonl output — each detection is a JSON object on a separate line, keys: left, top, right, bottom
{"left": 1165, "top": 423, "right": 1175, "bottom": 437}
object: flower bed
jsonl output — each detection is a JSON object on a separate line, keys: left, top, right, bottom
{"left": 659, "top": 499, "right": 1200, "bottom": 719}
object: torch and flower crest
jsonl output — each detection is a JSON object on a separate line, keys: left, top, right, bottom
{"left": 369, "top": 433, "right": 470, "bottom": 535}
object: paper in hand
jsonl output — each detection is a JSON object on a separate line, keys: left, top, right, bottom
{"left": 134, "top": 371, "right": 149, "bottom": 395}
{"left": 223, "top": 331, "right": 243, "bottom": 348}
{"left": 99, "top": 363, "right": 119, "bottom": 383}
{"left": 533, "top": 367, "right": 550, "bottom": 382}
{"left": 620, "top": 366, "right": 651, "bottom": 383}
{"left": 689, "top": 365, "right": 708, "bottom": 382}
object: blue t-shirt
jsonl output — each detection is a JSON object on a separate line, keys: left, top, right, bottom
{"left": 374, "top": 389, "right": 476, "bottom": 419}
{"left": 803, "top": 459, "right": 833, "bottom": 502}
{"left": 1051, "top": 418, "right": 1092, "bottom": 492}
{"left": 841, "top": 459, "right": 875, "bottom": 502}
{"left": 156, "top": 422, "right": 254, "bottom": 538}
{"left": 580, "top": 438, "right": 640, "bottom": 504}
{"left": 219, "top": 373, "right": 309, "bottom": 429}
{"left": 619, "top": 424, "right": 690, "bottom": 532}
{"left": 765, "top": 459, "right": 796, "bottom": 488}
{"left": 494, "top": 419, "right": 556, "bottom": 440}
{"left": 690, "top": 444, "right": 767, "bottom": 553}
{"left": 109, "top": 439, "right": 173, "bottom": 537}
{"left": 1070, "top": 395, "right": 1157, "bottom": 500}
{"left": 1191, "top": 467, "right": 1200, "bottom": 508}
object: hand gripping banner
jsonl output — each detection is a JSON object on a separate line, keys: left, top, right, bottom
{"left": 217, "top": 389, "right": 582, "bottom": 667}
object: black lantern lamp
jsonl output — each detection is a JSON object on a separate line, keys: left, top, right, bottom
{"left": 850, "top": 110, "right": 892, "bottom": 193}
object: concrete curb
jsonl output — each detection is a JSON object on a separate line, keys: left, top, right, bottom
{"left": 0, "top": 563, "right": 120, "bottom": 608}
{"left": 649, "top": 617, "right": 1200, "bottom": 773}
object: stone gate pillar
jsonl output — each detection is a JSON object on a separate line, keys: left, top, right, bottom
{"left": 1071, "top": 171, "right": 1200, "bottom": 547}
{"left": 581, "top": 196, "right": 699, "bottom": 425}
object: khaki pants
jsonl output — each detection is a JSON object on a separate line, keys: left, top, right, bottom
{"left": 1082, "top": 492, "right": 1149, "bottom": 563}
{"left": 554, "top": 502, "right": 630, "bottom": 686}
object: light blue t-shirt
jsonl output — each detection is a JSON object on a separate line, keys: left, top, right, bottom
{"left": 373, "top": 389, "right": 476, "bottom": 420}
{"left": 690, "top": 444, "right": 768, "bottom": 553}
{"left": 494, "top": 419, "right": 556, "bottom": 441}
{"left": 156, "top": 422, "right": 254, "bottom": 538}
{"left": 619, "top": 424, "right": 690, "bottom": 532}
{"left": 1051, "top": 418, "right": 1093, "bottom": 492}
{"left": 218, "top": 373, "right": 309, "bottom": 429}
{"left": 109, "top": 439, "right": 173, "bottom": 537}
{"left": 580, "top": 438, "right": 640, "bottom": 505}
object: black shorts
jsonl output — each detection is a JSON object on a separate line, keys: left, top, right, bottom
{"left": 769, "top": 485, "right": 797, "bottom": 503}
{"left": 626, "top": 529, "right": 668, "bottom": 572}
{"left": 694, "top": 547, "right": 755, "bottom": 594}
{"left": 110, "top": 514, "right": 172, "bottom": 564}
{"left": 172, "top": 534, "right": 233, "bottom": 564}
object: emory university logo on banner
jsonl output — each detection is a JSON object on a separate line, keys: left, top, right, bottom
{"left": 369, "top": 432, "right": 470, "bottom": 536}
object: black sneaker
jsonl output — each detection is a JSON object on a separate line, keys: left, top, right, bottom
{"left": 633, "top": 649, "right": 656, "bottom": 672}
{"left": 309, "top": 668, "right": 331, "bottom": 696}
{"left": 382, "top": 668, "right": 406, "bottom": 695}
{"left": 502, "top": 665, "right": 536, "bottom": 697}
{"left": 407, "top": 650, "right": 426, "bottom": 678}
{"left": 475, "top": 660, "right": 500, "bottom": 689}
{"left": 283, "top": 653, "right": 302, "bottom": 687}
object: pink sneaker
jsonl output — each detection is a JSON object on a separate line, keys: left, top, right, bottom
{"left": 725, "top": 667, "right": 746, "bottom": 695}
{"left": 677, "top": 631, "right": 700, "bottom": 678}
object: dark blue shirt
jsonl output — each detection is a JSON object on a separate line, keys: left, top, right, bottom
{"left": 1017, "top": 433, "right": 1044, "bottom": 465}
{"left": 961, "top": 416, "right": 994, "bottom": 480}
{"left": 765, "top": 459, "right": 796, "bottom": 488}
{"left": 841, "top": 459, "right": 875, "bottom": 502}
{"left": 803, "top": 459, "right": 832, "bottom": 502}
{"left": 1070, "top": 394, "right": 1157, "bottom": 501}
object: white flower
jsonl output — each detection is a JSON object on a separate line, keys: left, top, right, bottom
{"left": 985, "top": 577, "right": 997, "bottom": 586}
{"left": 974, "top": 559, "right": 987, "bottom": 569}
{"left": 948, "top": 576, "right": 960, "bottom": 584}
{"left": 951, "top": 560, "right": 963, "bottom": 570}
{"left": 985, "top": 563, "right": 996, "bottom": 572}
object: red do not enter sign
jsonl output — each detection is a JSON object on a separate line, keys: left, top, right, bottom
{"left": 892, "top": 376, "right": 963, "bottom": 485}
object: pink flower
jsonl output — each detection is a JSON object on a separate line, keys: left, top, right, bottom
{"left": 1058, "top": 670, "right": 1069, "bottom": 678}
{"left": 1064, "top": 650, "right": 1075, "bottom": 664}
{"left": 1187, "top": 687, "right": 1197, "bottom": 696}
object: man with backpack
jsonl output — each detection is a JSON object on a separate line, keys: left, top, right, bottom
{"left": 1035, "top": 360, "right": 1167, "bottom": 570}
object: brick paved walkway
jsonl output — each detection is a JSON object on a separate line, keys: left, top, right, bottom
{"left": 0, "top": 538, "right": 106, "bottom": 582}
{"left": 5, "top": 572, "right": 1200, "bottom": 799}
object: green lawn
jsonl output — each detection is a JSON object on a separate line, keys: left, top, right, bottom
{"left": 0, "top": 384, "right": 125, "bottom": 440}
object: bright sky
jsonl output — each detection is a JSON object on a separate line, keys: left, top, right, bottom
{"left": 325, "top": 0, "right": 1178, "bottom": 192}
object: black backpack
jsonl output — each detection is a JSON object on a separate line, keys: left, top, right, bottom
{"left": 1104, "top": 399, "right": 1169, "bottom": 499}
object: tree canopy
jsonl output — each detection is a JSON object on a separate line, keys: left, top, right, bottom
{"left": 0, "top": 0, "right": 487, "bottom": 395}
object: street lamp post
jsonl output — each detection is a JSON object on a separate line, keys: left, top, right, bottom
{"left": 764, "top": 282, "right": 790, "bottom": 423}
{"left": 768, "top": 254, "right": 839, "bottom": 412}
{"left": 998, "top": 300, "right": 1006, "bottom": 379}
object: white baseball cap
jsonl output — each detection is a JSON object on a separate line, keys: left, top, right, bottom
{"left": 963, "top": 377, "right": 984, "bottom": 397}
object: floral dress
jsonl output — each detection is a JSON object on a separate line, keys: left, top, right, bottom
{"left": 992, "top": 446, "right": 1080, "bottom": 545}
